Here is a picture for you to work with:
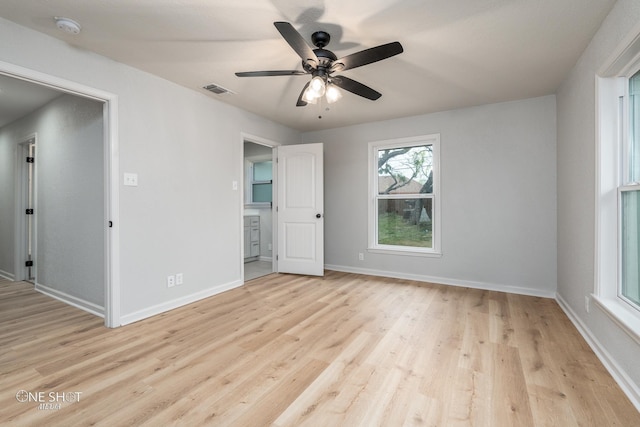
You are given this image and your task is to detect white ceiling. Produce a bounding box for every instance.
[0,0,616,131]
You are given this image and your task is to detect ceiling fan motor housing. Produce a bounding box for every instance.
[303,48,337,74]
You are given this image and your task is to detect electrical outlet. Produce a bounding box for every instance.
[167,275,175,288]
[176,273,183,285]
[358,252,364,261]
[585,295,590,313]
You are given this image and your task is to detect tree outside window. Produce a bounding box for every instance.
[369,135,440,255]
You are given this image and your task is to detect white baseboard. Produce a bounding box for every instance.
[0,269,15,281]
[324,264,556,298]
[259,256,273,262]
[120,279,243,326]
[35,283,104,318]
[556,293,640,412]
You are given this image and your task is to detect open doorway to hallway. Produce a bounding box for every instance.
[0,68,116,326]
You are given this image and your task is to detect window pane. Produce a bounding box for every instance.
[253,161,272,182]
[377,198,432,248]
[621,189,640,306]
[630,70,640,183]
[378,145,433,194]
[252,183,272,203]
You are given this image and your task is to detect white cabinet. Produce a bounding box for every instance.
[244,216,260,261]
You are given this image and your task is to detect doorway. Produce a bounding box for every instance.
[0,63,119,327]
[243,139,276,281]
[240,137,325,281]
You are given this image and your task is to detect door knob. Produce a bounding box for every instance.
[316,213,322,218]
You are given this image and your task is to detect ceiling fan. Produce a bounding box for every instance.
[235,22,404,106]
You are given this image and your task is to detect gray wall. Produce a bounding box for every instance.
[0,94,104,306]
[1,2,638,407]
[556,0,640,393]
[0,17,299,323]
[303,95,557,297]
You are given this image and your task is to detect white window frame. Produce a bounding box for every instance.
[244,155,273,207]
[595,30,640,344]
[368,134,441,257]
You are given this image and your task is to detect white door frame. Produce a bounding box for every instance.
[240,132,280,282]
[14,135,37,282]
[0,60,120,328]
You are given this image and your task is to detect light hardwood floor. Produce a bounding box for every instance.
[1,272,639,426]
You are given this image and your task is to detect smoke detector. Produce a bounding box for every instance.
[54,17,82,35]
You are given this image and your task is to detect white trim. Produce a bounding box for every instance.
[14,134,37,283]
[0,269,15,281]
[120,279,242,326]
[367,248,442,258]
[556,293,640,412]
[599,19,640,77]
[104,95,120,328]
[368,134,441,256]
[324,264,555,298]
[0,60,120,328]
[593,295,640,345]
[28,136,37,285]
[35,282,105,318]
[595,76,624,300]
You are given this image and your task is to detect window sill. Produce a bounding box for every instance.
[593,295,640,346]
[368,248,442,258]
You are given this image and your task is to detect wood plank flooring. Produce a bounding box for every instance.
[1,272,639,426]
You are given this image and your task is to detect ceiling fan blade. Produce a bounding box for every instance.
[331,42,403,72]
[274,22,318,67]
[296,82,310,107]
[331,75,382,100]
[235,70,307,77]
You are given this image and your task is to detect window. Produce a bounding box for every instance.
[368,134,441,256]
[251,160,272,203]
[620,70,640,308]
[595,42,640,340]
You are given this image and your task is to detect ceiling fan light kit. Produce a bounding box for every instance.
[235,22,403,107]
[302,75,327,103]
[325,84,342,103]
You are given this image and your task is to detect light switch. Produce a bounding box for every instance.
[124,173,138,186]
[232,180,238,190]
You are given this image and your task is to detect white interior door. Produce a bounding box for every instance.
[276,143,324,276]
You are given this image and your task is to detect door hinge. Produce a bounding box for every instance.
[25,260,34,267]
[276,255,278,261]
[108,221,113,228]
[25,209,34,215]
[26,156,34,163]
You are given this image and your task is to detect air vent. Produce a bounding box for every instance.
[203,83,235,95]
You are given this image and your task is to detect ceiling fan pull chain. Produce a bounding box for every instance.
[317,96,324,119]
